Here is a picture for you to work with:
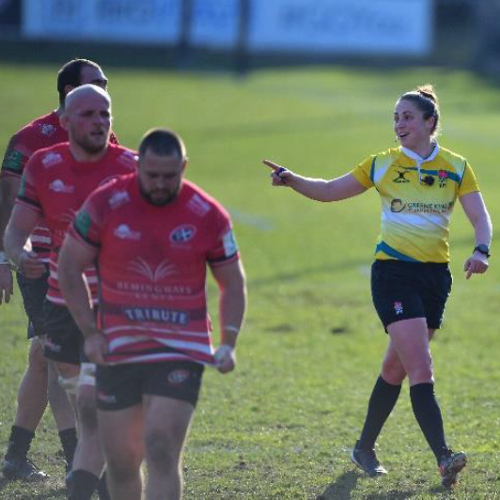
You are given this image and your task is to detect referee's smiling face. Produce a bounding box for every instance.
[394,99,435,155]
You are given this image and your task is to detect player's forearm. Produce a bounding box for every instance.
[472,213,492,247]
[288,175,335,202]
[0,178,18,252]
[218,282,247,348]
[59,268,97,339]
[3,223,29,266]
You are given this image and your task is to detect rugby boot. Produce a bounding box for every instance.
[351,440,387,477]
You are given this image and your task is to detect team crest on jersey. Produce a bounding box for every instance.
[114,224,141,241]
[187,194,211,216]
[170,225,196,244]
[438,170,448,188]
[128,257,177,281]
[108,190,130,209]
[42,152,63,167]
[39,123,57,137]
[49,179,74,193]
[168,369,190,385]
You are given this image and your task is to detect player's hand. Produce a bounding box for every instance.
[214,344,236,374]
[18,250,46,279]
[263,159,294,187]
[84,331,108,365]
[464,252,488,279]
[0,263,13,305]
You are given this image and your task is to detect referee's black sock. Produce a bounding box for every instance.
[410,382,449,461]
[4,426,34,460]
[67,469,99,500]
[358,375,402,449]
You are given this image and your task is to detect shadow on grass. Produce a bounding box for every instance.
[316,470,360,500]
[317,470,419,500]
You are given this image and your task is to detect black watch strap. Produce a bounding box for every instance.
[474,244,490,258]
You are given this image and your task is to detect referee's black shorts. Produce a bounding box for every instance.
[371,259,452,331]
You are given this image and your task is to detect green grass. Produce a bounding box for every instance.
[1,62,500,499]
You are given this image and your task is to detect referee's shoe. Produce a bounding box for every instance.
[351,440,388,477]
[439,450,467,488]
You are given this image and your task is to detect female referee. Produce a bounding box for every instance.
[264,84,492,488]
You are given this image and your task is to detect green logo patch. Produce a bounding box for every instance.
[2,150,24,172]
[75,210,91,237]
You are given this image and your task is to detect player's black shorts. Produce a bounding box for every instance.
[16,270,49,338]
[371,259,452,331]
[43,300,85,365]
[96,361,204,411]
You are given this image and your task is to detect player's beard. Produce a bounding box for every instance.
[73,129,109,155]
[140,181,181,206]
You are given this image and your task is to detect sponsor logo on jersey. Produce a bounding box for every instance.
[114,224,141,241]
[170,225,196,244]
[128,257,177,281]
[222,229,238,257]
[123,307,188,324]
[49,179,74,193]
[39,123,57,137]
[42,152,63,167]
[117,151,137,169]
[108,190,130,209]
[97,175,121,188]
[390,199,406,213]
[187,194,211,216]
[168,369,190,385]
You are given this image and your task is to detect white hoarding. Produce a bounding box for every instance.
[22,0,182,43]
[248,0,432,56]
[190,0,240,49]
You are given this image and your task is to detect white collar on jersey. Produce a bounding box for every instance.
[401,142,440,182]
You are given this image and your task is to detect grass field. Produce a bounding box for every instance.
[1,61,499,499]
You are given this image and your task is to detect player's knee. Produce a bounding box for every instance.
[407,363,434,385]
[107,453,141,481]
[381,359,406,385]
[145,431,178,470]
[27,338,48,373]
[77,389,98,430]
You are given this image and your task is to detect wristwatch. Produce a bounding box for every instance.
[473,244,490,258]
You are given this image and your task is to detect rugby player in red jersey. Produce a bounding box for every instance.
[4,84,134,500]
[0,58,117,483]
[58,128,247,500]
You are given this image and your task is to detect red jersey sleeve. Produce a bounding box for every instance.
[1,130,35,179]
[206,205,240,267]
[70,185,110,248]
[16,152,44,214]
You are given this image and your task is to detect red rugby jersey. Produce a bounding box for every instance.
[69,174,240,365]
[1,110,119,261]
[16,143,136,305]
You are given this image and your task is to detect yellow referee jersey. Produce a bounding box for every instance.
[350,144,479,263]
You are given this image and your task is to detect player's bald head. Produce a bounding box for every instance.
[64,84,111,115]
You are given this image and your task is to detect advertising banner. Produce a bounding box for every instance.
[248,0,432,56]
[22,0,182,43]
